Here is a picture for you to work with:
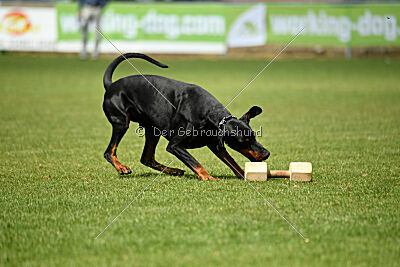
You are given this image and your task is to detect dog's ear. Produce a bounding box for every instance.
[240,106,262,123]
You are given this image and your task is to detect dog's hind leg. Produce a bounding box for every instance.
[167,139,218,181]
[104,123,132,175]
[140,129,185,176]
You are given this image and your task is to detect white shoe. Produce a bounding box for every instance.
[92,52,99,60]
[80,51,88,60]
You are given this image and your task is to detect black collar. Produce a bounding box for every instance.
[218,115,236,129]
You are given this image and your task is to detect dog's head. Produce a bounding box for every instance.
[222,106,270,162]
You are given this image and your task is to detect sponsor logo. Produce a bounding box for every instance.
[227,4,267,47]
[269,10,399,43]
[0,10,38,35]
[60,8,226,40]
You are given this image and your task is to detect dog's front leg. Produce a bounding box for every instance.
[166,142,218,181]
[208,145,244,179]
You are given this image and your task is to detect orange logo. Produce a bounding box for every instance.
[1,10,32,35]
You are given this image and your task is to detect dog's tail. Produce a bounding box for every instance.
[103,53,168,90]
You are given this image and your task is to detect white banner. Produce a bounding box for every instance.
[0,7,57,51]
[56,41,227,54]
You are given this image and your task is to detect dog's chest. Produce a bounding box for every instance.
[181,135,213,149]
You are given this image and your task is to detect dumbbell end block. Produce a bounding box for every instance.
[245,162,268,181]
[289,162,312,182]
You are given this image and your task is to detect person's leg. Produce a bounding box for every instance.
[92,7,102,60]
[80,6,90,60]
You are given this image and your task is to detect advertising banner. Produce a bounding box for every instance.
[0,7,57,51]
[1,3,399,54]
[56,2,266,54]
[267,4,400,46]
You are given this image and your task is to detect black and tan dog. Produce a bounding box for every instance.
[102,53,270,180]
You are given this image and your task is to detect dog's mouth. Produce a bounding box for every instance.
[239,149,270,162]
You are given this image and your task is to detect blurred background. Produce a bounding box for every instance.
[1,0,399,59]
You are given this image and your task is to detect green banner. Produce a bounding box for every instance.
[56,3,265,43]
[56,2,268,53]
[56,2,400,52]
[267,4,400,46]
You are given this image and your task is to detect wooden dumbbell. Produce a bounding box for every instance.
[245,162,312,182]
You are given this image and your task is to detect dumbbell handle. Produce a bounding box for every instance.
[267,170,290,178]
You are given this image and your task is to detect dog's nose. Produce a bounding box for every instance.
[262,151,270,160]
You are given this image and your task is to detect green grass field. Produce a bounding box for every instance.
[0,54,399,266]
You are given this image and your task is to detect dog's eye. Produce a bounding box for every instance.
[245,138,250,142]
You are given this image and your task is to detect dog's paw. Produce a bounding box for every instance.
[199,175,219,181]
[118,165,132,175]
[166,168,185,176]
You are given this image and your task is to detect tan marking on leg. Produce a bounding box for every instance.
[142,159,184,176]
[111,144,131,174]
[193,165,218,181]
[126,112,131,128]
